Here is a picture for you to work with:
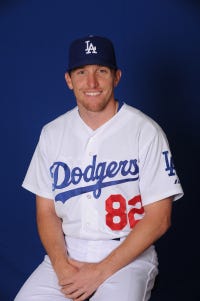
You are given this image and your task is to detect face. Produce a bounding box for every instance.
[65,65,121,113]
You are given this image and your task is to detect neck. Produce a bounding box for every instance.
[78,100,118,130]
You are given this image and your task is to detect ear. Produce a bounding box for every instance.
[114,69,122,87]
[65,72,73,90]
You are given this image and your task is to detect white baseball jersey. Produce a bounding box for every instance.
[22,103,183,240]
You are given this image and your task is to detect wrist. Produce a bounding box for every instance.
[96,260,114,282]
[51,254,69,272]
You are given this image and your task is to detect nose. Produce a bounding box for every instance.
[87,72,98,88]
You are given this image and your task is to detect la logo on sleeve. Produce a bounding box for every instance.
[162,150,176,176]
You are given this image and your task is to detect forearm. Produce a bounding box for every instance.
[36,195,69,273]
[99,218,162,278]
[98,198,172,280]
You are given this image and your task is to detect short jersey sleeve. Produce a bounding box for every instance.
[22,128,54,199]
[138,122,183,206]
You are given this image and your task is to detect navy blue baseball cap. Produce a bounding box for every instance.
[67,35,118,71]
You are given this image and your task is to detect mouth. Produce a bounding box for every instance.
[84,91,102,96]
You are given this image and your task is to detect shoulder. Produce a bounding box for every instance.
[44,106,78,130]
[41,106,78,137]
[122,103,163,135]
[120,103,169,150]
[36,106,79,149]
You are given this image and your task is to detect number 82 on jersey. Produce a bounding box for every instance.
[105,194,145,231]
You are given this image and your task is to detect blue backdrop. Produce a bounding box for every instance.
[0,0,199,300]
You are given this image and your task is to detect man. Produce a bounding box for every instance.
[15,35,183,301]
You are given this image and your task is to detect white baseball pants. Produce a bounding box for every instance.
[14,237,158,301]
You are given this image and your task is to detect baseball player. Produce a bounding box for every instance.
[14,35,183,301]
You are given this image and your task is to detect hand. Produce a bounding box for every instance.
[55,260,79,290]
[60,258,105,301]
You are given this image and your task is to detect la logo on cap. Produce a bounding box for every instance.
[85,40,97,54]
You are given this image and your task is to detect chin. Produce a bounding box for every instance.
[83,101,107,113]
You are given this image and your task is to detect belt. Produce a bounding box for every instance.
[112,237,121,241]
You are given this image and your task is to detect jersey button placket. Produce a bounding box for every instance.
[86,135,96,158]
[82,134,99,236]
[84,195,92,232]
